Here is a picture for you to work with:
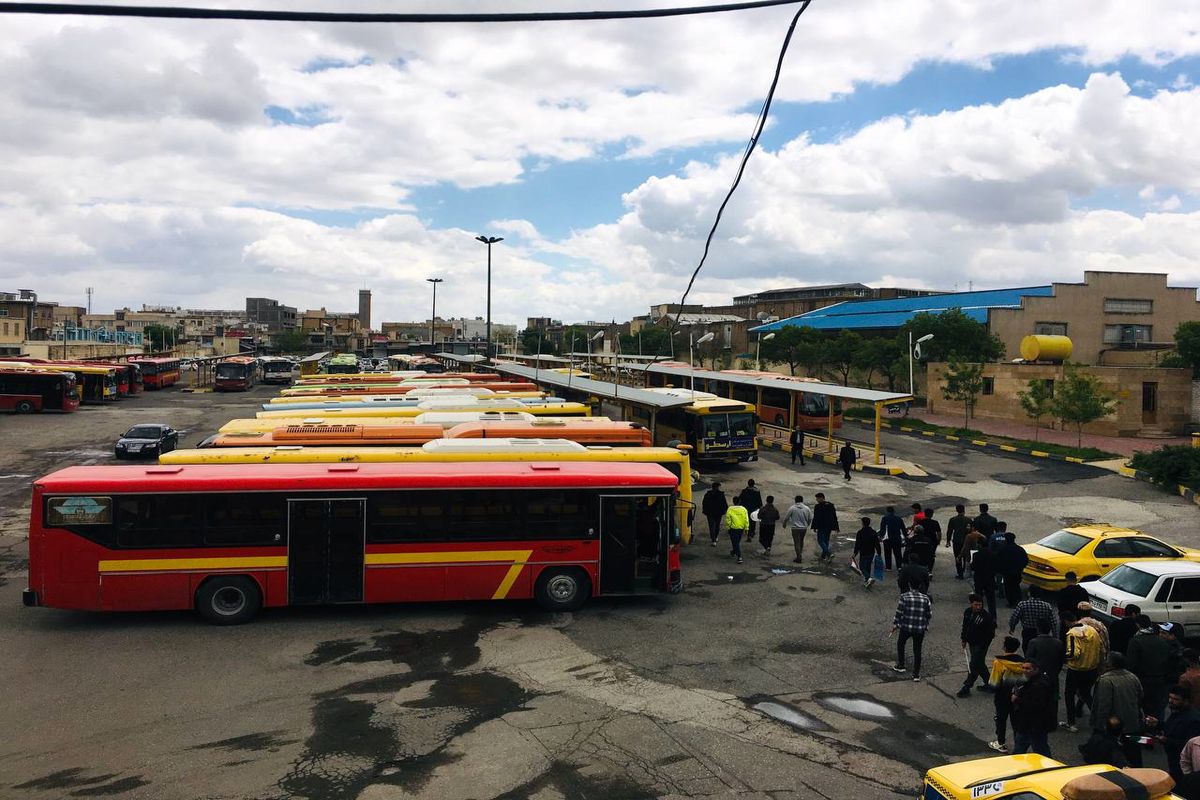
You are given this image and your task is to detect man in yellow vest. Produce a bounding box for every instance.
[1062,610,1104,732]
[723,501,749,565]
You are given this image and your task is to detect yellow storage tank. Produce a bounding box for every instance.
[1020,335,1072,362]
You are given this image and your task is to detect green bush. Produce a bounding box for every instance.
[1129,446,1200,492]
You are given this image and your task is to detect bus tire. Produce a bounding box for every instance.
[196,576,262,625]
[14,400,34,414]
[535,567,591,612]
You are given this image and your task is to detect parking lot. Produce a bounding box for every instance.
[2,390,1198,799]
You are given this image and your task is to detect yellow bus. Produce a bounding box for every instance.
[255,400,591,420]
[219,412,601,434]
[265,388,546,404]
[642,389,758,465]
[161,440,696,543]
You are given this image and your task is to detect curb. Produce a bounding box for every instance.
[756,436,906,476]
[847,419,1094,464]
[1118,465,1200,508]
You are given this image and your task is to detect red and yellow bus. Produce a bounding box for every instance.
[24,462,681,624]
[129,357,181,389]
[95,362,144,396]
[214,356,259,392]
[199,419,650,448]
[0,368,81,413]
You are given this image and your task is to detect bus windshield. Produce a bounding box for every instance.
[701,412,755,438]
[216,363,245,379]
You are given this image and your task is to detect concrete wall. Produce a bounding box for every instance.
[18,342,145,359]
[927,361,1193,437]
[988,271,1199,365]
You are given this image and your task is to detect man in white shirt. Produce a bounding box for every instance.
[782,495,813,564]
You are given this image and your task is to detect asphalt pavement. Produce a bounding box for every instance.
[1,389,1197,799]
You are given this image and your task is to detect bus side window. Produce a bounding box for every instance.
[204,494,286,546]
[115,495,200,548]
[524,490,593,539]
[367,493,446,543]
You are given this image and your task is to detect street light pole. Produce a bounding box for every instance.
[692,332,714,399]
[426,278,443,353]
[909,332,934,395]
[474,235,503,364]
[756,332,775,371]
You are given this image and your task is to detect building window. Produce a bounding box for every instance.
[1034,322,1067,336]
[982,377,995,395]
[1104,324,1152,345]
[1104,298,1153,314]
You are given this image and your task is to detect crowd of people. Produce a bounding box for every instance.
[699,478,1200,787]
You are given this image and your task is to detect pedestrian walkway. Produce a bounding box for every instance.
[908,409,1189,459]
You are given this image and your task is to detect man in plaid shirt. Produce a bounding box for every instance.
[1008,591,1060,652]
[893,589,933,681]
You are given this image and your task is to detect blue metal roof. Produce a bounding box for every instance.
[750,285,1054,332]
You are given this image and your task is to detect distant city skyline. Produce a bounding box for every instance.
[3,3,1198,327]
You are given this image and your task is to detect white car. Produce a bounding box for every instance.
[1085,561,1200,637]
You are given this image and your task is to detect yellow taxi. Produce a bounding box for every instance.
[923,754,1178,800]
[1021,524,1200,591]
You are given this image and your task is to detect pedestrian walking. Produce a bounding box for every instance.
[1011,661,1057,757]
[972,545,998,616]
[723,500,748,565]
[1076,602,1111,666]
[789,427,806,465]
[973,503,998,539]
[782,495,813,564]
[1027,618,1065,720]
[737,479,763,542]
[1056,572,1090,618]
[1062,615,1104,732]
[1149,686,1200,785]
[838,441,856,480]
[958,593,997,697]
[1009,591,1060,652]
[1108,603,1142,655]
[811,492,839,563]
[997,532,1029,608]
[988,520,1009,554]
[892,587,932,681]
[963,523,987,578]
[1091,651,1146,767]
[757,496,780,556]
[701,482,728,547]
[1178,650,1200,707]
[947,505,972,580]
[906,524,936,572]
[898,551,931,594]
[1128,616,1174,721]
[988,635,1026,753]
[1179,734,1200,800]
[908,502,926,534]
[1078,716,1129,768]
[852,516,881,588]
[880,506,905,570]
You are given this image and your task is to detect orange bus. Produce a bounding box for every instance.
[129,357,181,389]
[24,462,681,623]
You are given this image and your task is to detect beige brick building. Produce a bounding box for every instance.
[988,271,1199,365]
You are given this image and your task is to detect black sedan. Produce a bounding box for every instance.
[115,424,179,459]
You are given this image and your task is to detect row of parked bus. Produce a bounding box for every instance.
[0,357,182,413]
[24,364,693,625]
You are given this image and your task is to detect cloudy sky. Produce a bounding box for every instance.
[2,1,1199,327]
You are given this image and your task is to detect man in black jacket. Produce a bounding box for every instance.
[898,552,930,594]
[972,546,998,616]
[788,427,805,465]
[1108,603,1141,655]
[996,532,1029,607]
[946,504,972,579]
[1056,572,1091,617]
[701,482,728,546]
[974,503,998,539]
[1012,661,1057,756]
[958,593,997,697]
[838,441,856,480]
[737,479,763,543]
[812,492,839,563]
[851,516,881,588]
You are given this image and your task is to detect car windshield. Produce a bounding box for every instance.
[125,426,163,439]
[1035,529,1090,555]
[1100,565,1158,598]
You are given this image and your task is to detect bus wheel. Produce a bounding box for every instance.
[535,568,591,612]
[14,400,34,414]
[196,576,262,625]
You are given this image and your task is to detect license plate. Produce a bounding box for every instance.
[1090,598,1108,612]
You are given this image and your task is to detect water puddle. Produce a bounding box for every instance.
[751,701,832,732]
[814,693,895,720]
[769,568,794,575]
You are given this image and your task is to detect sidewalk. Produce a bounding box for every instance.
[907,409,1189,459]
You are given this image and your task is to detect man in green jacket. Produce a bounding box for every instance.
[1091,651,1146,767]
[723,502,749,565]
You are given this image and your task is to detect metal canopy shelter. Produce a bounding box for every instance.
[615,361,912,464]
[433,352,487,366]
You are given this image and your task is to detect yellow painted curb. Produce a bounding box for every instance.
[1031,450,1050,458]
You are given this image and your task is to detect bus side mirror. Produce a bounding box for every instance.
[671,526,682,545]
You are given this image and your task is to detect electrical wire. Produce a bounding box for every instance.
[644,0,812,379]
[0,0,804,23]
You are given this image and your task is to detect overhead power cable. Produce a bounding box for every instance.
[0,0,804,23]
[647,0,812,375]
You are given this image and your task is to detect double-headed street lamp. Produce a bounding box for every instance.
[474,235,503,363]
[425,277,443,351]
[756,332,775,371]
[587,330,603,374]
[909,332,934,395]
[690,331,715,399]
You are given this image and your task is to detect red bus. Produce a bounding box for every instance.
[130,357,181,389]
[214,356,259,392]
[89,362,142,396]
[0,368,80,413]
[24,462,681,624]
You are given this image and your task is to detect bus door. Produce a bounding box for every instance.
[598,494,670,594]
[287,498,365,604]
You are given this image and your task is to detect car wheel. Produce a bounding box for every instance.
[534,567,591,612]
[14,400,35,413]
[196,576,262,625]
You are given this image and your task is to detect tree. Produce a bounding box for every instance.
[619,326,672,357]
[272,328,308,354]
[900,309,1005,363]
[824,330,865,386]
[941,359,985,428]
[695,337,727,370]
[1017,378,1054,441]
[760,326,814,376]
[142,324,177,352]
[1172,321,1200,378]
[1053,365,1118,448]
[861,337,906,391]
